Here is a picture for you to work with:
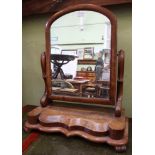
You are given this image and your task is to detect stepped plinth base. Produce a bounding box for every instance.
[24,105,128,152]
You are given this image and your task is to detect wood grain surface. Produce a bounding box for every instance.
[25,105,128,151]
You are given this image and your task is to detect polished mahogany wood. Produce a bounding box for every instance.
[27,107,42,124]
[115,50,125,117]
[40,52,49,107]
[23,0,132,16]
[25,105,128,152]
[24,3,128,152]
[45,4,117,105]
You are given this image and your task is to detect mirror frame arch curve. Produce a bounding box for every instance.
[45,4,117,105]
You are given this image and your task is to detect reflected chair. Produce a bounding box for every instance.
[82,82,99,98]
[97,80,110,98]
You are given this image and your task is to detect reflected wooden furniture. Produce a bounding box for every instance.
[52,87,79,96]
[51,54,77,79]
[97,80,110,98]
[77,71,96,82]
[78,59,96,65]
[52,80,79,96]
[24,4,128,152]
[52,79,74,89]
[77,59,96,82]
[82,83,99,98]
[66,79,89,96]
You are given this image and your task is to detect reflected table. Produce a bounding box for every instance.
[52,87,79,96]
[51,54,77,79]
[66,79,90,96]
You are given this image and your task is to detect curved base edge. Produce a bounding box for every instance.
[24,119,128,151]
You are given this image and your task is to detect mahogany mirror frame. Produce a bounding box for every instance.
[45,4,117,105]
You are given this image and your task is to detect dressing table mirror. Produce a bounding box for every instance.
[24,4,128,152]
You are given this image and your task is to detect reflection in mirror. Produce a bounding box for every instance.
[50,11,111,99]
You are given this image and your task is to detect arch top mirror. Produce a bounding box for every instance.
[45,4,117,105]
[25,4,129,152]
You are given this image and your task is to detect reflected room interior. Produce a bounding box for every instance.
[50,11,111,99]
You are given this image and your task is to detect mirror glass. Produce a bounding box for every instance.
[50,10,111,99]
